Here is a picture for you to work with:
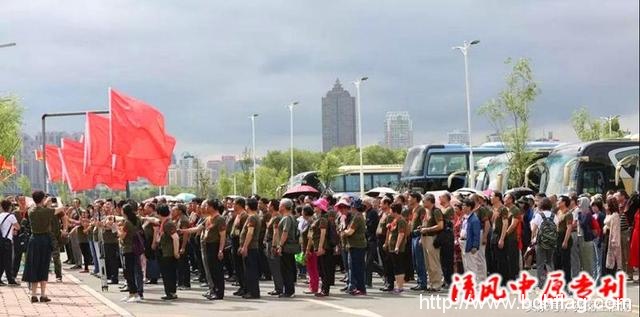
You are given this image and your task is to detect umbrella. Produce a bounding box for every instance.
[282,185,319,198]
[175,193,196,202]
[365,187,398,197]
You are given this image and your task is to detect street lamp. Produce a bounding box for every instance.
[353,76,368,197]
[453,40,480,185]
[250,114,259,195]
[287,101,300,181]
[0,43,16,49]
[600,115,620,136]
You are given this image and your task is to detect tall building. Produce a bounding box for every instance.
[384,111,413,149]
[167,152,213,188]
[322,79,356,152]
[447,130,469,145]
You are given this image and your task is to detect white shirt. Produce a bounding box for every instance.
[530,210,553,231]
[460,214,470,239]
[0,212,18,241]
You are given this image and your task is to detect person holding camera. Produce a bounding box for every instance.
[22,191,67,303]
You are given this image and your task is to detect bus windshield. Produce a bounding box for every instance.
[402,147,426,177]
[542,153,575,195]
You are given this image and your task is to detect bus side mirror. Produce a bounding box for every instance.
[615,164,622,186]
[496,173,504,192]
[524,162,540,188]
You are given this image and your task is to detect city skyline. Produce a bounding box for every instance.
[1,1,638,159]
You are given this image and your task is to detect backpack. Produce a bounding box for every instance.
[132,229,146,256]
[537,213,557,250]
[327,221,339,247]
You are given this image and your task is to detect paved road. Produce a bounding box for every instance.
[62,263,639,317]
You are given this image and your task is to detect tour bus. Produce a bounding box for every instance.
[400,143,506,193]
[285,164,402,197]
[473,142,563,193]
[538,140,639,196]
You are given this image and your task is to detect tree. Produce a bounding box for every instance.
[479,58,540,188]
[17,175,31,195]
[0,95,24,183]
[216,169,234,197]
[571,107,626,141]
[316,153,341,190]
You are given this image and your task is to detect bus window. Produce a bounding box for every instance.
[372,173,398,188]
[582,169,605,195]
[427,153,467,175]
[330,176,345,193]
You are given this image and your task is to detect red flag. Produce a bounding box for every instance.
[114,155,171,186]
[110,88,174,160]
[0,156,17,174]
[85,113,127,189]
[60,139,93,192]
[45,145,63,182]
[35,150,43,161]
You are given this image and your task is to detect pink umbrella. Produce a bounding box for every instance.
[283,185,320,198]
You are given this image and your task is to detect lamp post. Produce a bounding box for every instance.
[353,76,368,197]
[250,114,259,195]
[600,115,620,137]
[453,40,480,185]
[287,101,299,181]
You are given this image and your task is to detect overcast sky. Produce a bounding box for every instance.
[1,0,638,161]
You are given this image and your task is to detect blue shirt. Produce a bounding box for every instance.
[465,212,481,252]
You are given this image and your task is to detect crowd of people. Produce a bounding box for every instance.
[0,188,639,303]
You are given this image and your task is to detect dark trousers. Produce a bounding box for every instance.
[348,247,366,292]
[104,243,120,283]
[492,239,509,286]
[64,241,74,264]
[206,242,225,298]
[318,252,335,294]
[505,238,519,283]
[258,245,270,279]
[280,252,296,295]
[223,247,234,278]
[231,237,245,291]
[191,238,205,282]
[177,246,191,287]
[12,241,24,280]
[365,240,383,286]
[79,242,92,270]
[123,252,139,294]
[243,248,261,297]
[554,235,572,285]
[440,234,454,286]
[0,239,15,283]
[159,256,178,296]
[404,236,414,280]
[378,240,395,287]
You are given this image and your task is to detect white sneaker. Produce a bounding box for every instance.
[120,296,131,302]
[126,296,142,303]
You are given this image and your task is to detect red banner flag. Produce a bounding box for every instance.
[35,150,43,161]
[85,113,128,189]
[60,139,93,192]
[45,145,63,182]
[110,88,175,160]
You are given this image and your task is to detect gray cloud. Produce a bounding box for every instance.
[0,0,637,159]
